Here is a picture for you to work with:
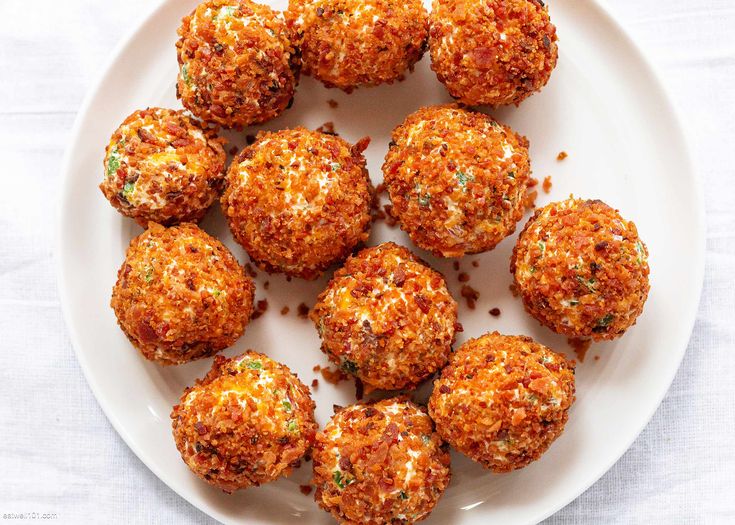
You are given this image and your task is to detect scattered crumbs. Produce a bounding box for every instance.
[557,151,568,161]
[251,299,269,320]
[594,355,600,361]
[355,378,364,400]
[567,337,592,363]
[304,453,312,462]
[311,378,319,388]
[286,276,292,282]
[280,306,290,315]
[327,99,339,109]
[454,321,464,333]
[321,366,348,385]
[313,364,321,372]
[458,272,470,283]
[297,302,310,318]
[244,263,258,278]
[452,261,460,271]
[383,204,397,227]
[509,283,519,297]
[372,207,387,221]
[245,134,256,145]
[375,182,386,195]
[489,307,501,317]
[264,280,270,290]
[523,189,538,210]
[299,485,313,496]
[542,176,552,194]
[460,285,479,309]
[316,121,336,135]
[333,404,345,413]
[471,260,479,268]
[228,146,238,156]
[527,177,539,188]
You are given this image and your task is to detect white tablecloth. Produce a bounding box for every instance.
[1,0,732,523]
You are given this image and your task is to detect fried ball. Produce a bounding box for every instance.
[222,127,373,280]
[383,105,531,257]
[171,351,317,492]
[429,0,558,106]
[310,242,458,391]
[286,0,429,91]
[429,332,575,472]
[99,108,226,226]
[511,198,651,340]
[312,398,451,524]
[111,223,254,365]
[176,0,300,128]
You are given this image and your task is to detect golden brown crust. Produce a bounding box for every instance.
[312,398,451,524]
[383,105,531,257]
[111,223,255,365]
[310,242,458,391]
[99,108,226,226]
[429,0,558,106]
[171,351,317,492]
[286,0,429,91]
[176,0,300,128]
[429,332,575,472]
[221,127,373,280]
[510,198,650,340]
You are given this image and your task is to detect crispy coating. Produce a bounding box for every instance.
[171,351,317,492]
[429,0,558,106]
[222,127,373,280]
[286,0,429,91]
[176,0,300,128]
[511,198,651,340]
[383,105,531,257]
[99,108,226,226]
[429,332,575,472]
[313,398,451,524]
[111,223,254,365]
[311,242,458,391]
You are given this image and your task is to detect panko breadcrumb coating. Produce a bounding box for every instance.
[310,242,458,391]
[429,0,558,106]
[511,198,650,340]
[429,332,575,472]
[286,0,429,91]
[313,398,451,524]
[176,0,300,128]
[222,127,373,280]
[171,351,317,492]
[383,105,531,257]
[111,223,254,365]
[100,108,226,226]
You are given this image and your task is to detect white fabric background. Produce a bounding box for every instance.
[0,0,732,523]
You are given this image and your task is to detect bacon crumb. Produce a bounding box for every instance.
[383,204,397,227]
[489,307,501,317]
[297,303,310,318]
[327,99,338,109]
[229,146,238,156]
[299,485,313,496]
[311,378,319,388]
[244,263,258,278]
[264,280,270,290]
[453,261,460,271]
[509,283,519,297]
[458,272,470,283]
[280,306,290,315]
[251,299,268,320]
[316,121,336,135]
[471,260,479,268]
[567,337,591,362]
[460,285,480,309]
[313,365,321,372]
[557,151,568,161]
[245,134,256,145]
[542,176,552,194]
[355,378,364,400]
[523,189,538,210]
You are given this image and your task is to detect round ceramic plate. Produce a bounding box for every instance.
[58,0,704,523]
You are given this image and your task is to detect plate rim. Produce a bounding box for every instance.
[56,0,706,523]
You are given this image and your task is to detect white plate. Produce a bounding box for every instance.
[58,1,704,523]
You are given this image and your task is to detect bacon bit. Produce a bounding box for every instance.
[299,485,313,496]
[452,261,460,271]
[194,422,208,435]
[523,189,538,210]
[414,294,431,313]
[511,408,527,426]
[383,204,397,227]
[439,384,450,394]
[542,176,552,194]
[375,182,386,195]
[321,366,348,385]
[460,285,480,309]
[229,146,238,156]
[244,263,258,278]
[251,299,268,320]
[458,272,470,283]
[311,378,319,388]
[137,128,156,144]
[297,303,310,318]
[313,365,321,372]
[355,378,364,400]
[353,136,371,154]
[528,377,551,394]
[327,99,338,108]
[470,46,495,68]
[557,151,568,161]
[595,241,609,252]
[568,337,591,362]
[527,177,539,188]
[471,260,479,268]
[316,121,336,135]
[489,307,501,317]
[509,283,519,297]
[488,420,502,433]
[333,404,344,413]
[245,134,256,145]
[594,355,600,361]
[280,306,290,315]
[454,321,464,333]
[263,281,270,290]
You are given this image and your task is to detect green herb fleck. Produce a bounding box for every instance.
[282,400,292,412]
[240,360,262,370]
[333,470,354,489]
[399,491,409,500]
[331,162,341,171]
[181,63,191,86]
[144,266,153,283]
[219,6,237,17]
[287,420,299,433]
[507,171,516,179]
[341,359,358,375]
[596,313,614,328]
[455,170,475,189]
[212,289,221,298]
[122,181,135,198]
[576,275,596,293]
[537,241,546,255]
[106,147,121,177]
[421,435,431,445]
[635,241,645,264]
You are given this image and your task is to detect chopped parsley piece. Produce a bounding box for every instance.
[331,162,341,171]
[282,400,292,412]
[421,434,431,445]
[212,289,221,298]
[455,170,475,188]
[106,147,121,177]
[181,63,191,86]
[219,6,237,17]
[635,241,645,264]
[143,266,153,283]
[399,491,409,500]
[596,313,614,328]
[122,181,135,198]
[333,470,354,489]
[240,360,262,370]
[287,420,299,433]
[576,275,596,293]
[417,193,431,207]
[341,359,358,374]
[537,241,546,255]
[507,171,516,179]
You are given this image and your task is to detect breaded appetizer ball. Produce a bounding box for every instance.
[310,242,458,391]
[429,332,575,472]
[111,223,255,365]
[383,105,531,257]
[222,127,373,280]
[176,0,299,128]
[286,0,429,91]
[313,398,451,524]
[511,198,650,340]
[429,0,558,106]
[99,108,226,226]
[172,351,317,492]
